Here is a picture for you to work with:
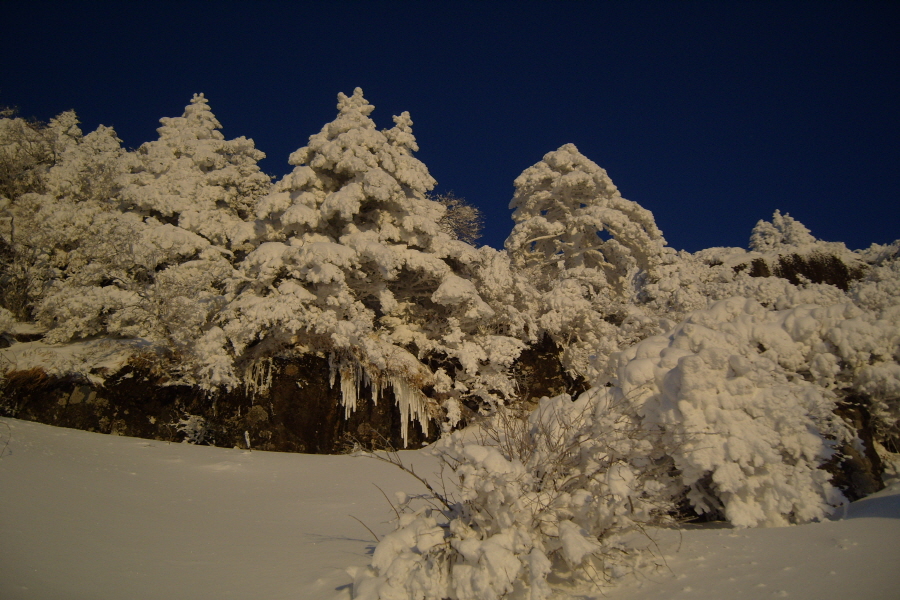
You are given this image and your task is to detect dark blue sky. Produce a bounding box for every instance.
[3,1,898,252]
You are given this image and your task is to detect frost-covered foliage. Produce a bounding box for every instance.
[505,144,668,377]
[352,392,676,600]
[637,214,899,453]
[176,414,208,444]
[749,209,817,252]
[358,294,879,597]
[1,111,118,318]
[745,211,866,290]
[202,89,527,441]
[0,108,76,202]
[849,241,900,448]
[359,204,900,595]
[120,93,271,251]
[5,90,900,597]
[30,96,269,382]
[0,307,14,336]
[607,296,849,527]
[640,211,865,327]
[506,144,666,285]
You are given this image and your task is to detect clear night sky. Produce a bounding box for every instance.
[3,1,898,253]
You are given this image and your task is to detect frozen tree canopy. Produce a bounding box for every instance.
[14,97,271,378]
[202,88,527,443]
[120,93,271,250]
[504,144,670,377]
[506,143,666,289]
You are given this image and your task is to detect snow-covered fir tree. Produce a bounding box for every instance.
[119,93,271,252]
[200,88,527,441]
[505,143,668,377]
[36,96,270,380]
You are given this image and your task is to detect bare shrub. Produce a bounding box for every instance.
[433,191,484,246]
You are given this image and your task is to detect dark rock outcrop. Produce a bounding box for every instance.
[511,334,589,409]
[736,252,867,291]
[0,354,437,453]
[828,395,886,501]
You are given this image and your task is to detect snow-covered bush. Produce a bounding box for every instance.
[642,214,899,458]
[355,293,869,597]
[607,296,850,526]
[352,391,676,600]
[505,144,668,378]
[203,89,528,439]
[176,414,208,444]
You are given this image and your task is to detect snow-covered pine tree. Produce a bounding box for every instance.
[0,111,107,319]
[505,144,668,377]
[119,93,271,253]
[203,88,527,442]
[37,96,269,379]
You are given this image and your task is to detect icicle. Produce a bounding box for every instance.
[339,361,363,420]
[370,376,382,406]
[388,375,429,448]
[243,358,273,399]
[330,357,429,447]
[336,358,376,420]
[328,353,337,388]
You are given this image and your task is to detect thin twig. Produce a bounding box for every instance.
[373,483,401,521]
[365,451,454,512]
[349,515,380,543]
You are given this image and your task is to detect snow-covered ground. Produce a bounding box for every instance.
[2,418,898,600]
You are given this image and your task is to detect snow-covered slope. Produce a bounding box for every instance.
[0,418,439,600]
[1,418,898,600]
[610,484,900,599]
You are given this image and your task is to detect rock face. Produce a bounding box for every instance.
[511,334,589,409]
[0,355,437,453]
[0,339,888,506]
[0,336,590,454]
[738,252,866,291]
[829,395,886,501]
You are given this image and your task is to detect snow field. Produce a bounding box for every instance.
[0,418,440,600]
[2,418,898,600]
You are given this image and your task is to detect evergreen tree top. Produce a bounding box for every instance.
[157,93,225,143]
